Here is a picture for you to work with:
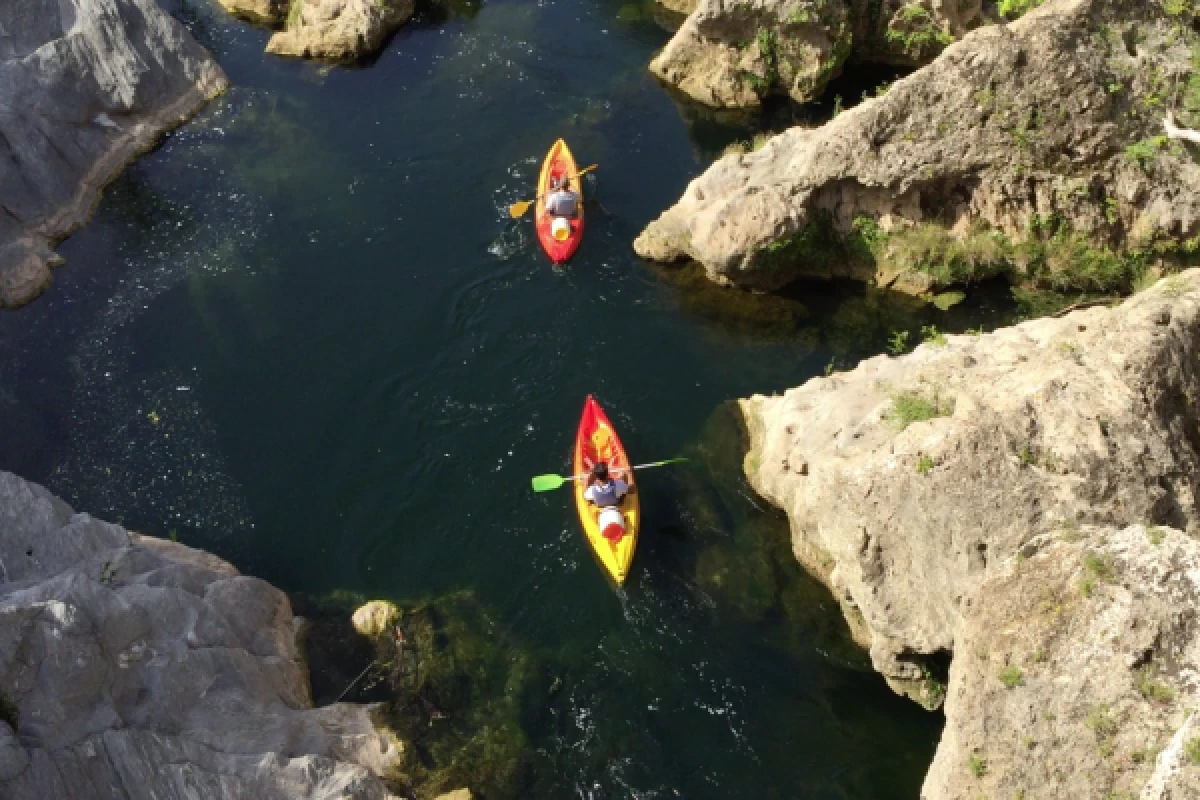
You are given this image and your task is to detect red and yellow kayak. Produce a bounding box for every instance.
[535,139,584,264]
[573,395,639,583]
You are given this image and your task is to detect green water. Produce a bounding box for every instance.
[0,0,1030,795]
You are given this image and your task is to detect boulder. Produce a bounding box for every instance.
[352,600,401,639]
[649,0,984,109]
[637,0,1200,291]
[0,471,405,800]
[739,270,1200,797]
[266,0,416,62]
[215,0,288,25]
[0,0,227,309]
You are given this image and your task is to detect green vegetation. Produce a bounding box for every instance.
[1080,552,1115,597]
[885,387,952,431]
[0,690,17,731]
[754,215,843,274]
[968,751,988,778]
[1146,525,1166,545]
[997,0,1044,18]
[875,223,1013,288]
[1085,704,1118,737]
[921,663,947,705]
[1186,735,1200,764]
[1134,665,1176,703]
[917,454,935,475]
[1125,137,1169,170]
[999,664,1024,688]
[921,325,947,347]
[886,3,954,59]
[888,330,911,355]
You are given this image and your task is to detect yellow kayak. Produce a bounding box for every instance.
[572,395,639,583]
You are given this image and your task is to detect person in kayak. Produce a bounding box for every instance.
[545,175,579,219]
[584,461,628,507]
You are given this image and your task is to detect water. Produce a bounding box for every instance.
[0,0,1037,795]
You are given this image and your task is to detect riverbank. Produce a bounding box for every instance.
[637,0,1200,295]
[741,271,1200,798]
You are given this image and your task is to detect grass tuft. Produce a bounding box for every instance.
[999,664,1024,688]
[885,388,952,431]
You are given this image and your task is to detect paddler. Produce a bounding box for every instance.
[584,461,628,507]
[545,175,579,219]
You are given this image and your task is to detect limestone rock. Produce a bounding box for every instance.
[924,523,1200,800]
[266,0,416,62]
[739,271,1200,796]
[352,600,401,639]
[649,0,982,110]
[637,0,1200,290]
[0,471,404,800]
[215,0,288,25]
[0,0,227,309]
[433,790,474,800]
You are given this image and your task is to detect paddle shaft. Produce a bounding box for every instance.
[562,458,683,484]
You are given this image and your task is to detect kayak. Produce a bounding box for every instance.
[573,395,639,583]
[535,138,584,264]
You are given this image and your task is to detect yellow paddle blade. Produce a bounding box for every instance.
[508,199,534,219]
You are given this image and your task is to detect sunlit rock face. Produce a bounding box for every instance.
[638,0,1200,292]
[0,0,227,309]
[740,273,1200,798]
[0,471,405,800]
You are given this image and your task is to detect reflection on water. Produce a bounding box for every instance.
[0,0,958,797]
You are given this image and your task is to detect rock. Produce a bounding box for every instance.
[924,523,1200,800]
[433,790,474,800]
[0,471,404,800]
[0,0,227,309]
[637,0,1200,291]
[266,0,416,62]
[739,271,1200,797]
[649,0,983,109]
[215,0,287,25]
[352,600,401,639]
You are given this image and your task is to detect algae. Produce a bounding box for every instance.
[294,590,539,800]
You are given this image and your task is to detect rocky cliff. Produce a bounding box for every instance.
[0,0,227,309]
[637,0,1200,292]
[650,0,984,109]
[740,270,1200,798]
[0,470,405,799]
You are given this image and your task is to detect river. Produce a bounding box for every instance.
[0,0,1036,796]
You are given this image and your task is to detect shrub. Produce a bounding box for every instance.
[968,752,988,777]
[999,664,1024,688]
[1085,704,1118,737]
[880,224,1012,288]
[885,388,952,431]
[917,454,935,475]
[1134,665,1176,703]
[1186,736,1200,764]
[998,0,1044,18]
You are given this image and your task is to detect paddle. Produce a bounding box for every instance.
[530,457,688,492]
[508,164,598,219]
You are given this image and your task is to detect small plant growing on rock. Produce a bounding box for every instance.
[1080,552,1115,597]
[888,330,911,355]
[916,454,935,475]
[999,664,1025,688]
[1085,704,1118,737]
[1185,736,1200,764]
[1134,665,1176,703]
[1146,525,1166,545]
[921,325,947,347]
[968,751,988,777]
[885,388,951,431]
[998,0,1044,18]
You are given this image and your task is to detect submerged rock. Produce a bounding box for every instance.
[637,0,1200,292]
[216,0,288,25]
[266,0,416,62]
[739,271,1200,796]
[0,471,404,799]
[0,0,227,309]
[650,0,983,109]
